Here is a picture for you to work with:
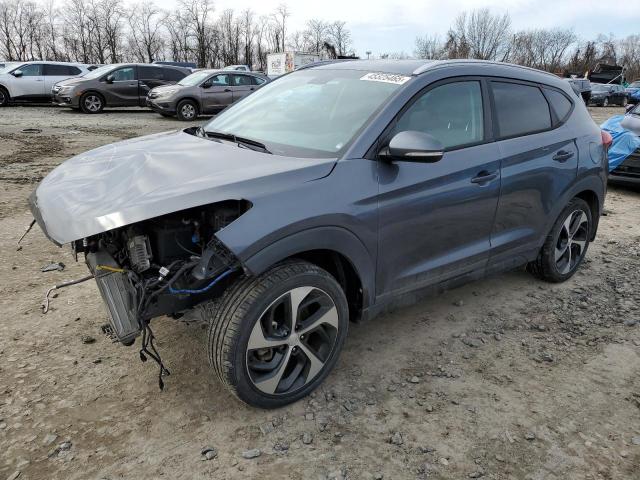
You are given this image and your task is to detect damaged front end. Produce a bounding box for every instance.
[76,201,250,346]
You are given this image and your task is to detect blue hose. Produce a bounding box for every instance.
[168,268,235,295]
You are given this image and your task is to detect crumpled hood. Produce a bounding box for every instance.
[31,130,336,245]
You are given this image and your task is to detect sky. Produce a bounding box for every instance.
[151,0,640,57]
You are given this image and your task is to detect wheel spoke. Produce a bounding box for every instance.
[298,343,326,382]
[253,346,292,394]
[555,242,569,262]
[299,305,339,335]
[247,319,287,350]
[571,238,586,253]
[569,212,587,237]
[288,286,314,323]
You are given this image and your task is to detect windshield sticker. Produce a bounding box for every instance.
[360,72,411,85]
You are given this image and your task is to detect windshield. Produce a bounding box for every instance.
[592,84,611,92]
[178,71,213,86]
[204,69,407,157]
[80,64,117,80]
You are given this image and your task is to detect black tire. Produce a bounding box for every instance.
[0,86,8,107]
[80,92,104,114]
[528,198,592,283]
[176,99,198,121]
[203,260,349,408]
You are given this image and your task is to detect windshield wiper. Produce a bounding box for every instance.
[204,130,272,154]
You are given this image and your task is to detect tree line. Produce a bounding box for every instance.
[0,0,354,70]
[413,9,640,81]
[1,1,639,81]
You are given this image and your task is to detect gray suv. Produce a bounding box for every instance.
[29,60,608,408]
[146,69,270,120]
[52,63,190,113]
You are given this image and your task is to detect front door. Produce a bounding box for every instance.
[376,79,501,297]
[103,66,138,106]
[11,63,45,99]
[200,74,233,113]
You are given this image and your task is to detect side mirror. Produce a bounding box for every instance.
[626,104,634,113]
[105,74,114,83]
[382,130,444,163]
[201,80,212,89]
[12,69,23,77]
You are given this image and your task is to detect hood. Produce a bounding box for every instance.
[56,77,88,88]
[30,130,336,245]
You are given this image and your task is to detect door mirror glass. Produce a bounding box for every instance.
[384,130,444,163]
[12,69,23,77]
[201,80,212,89]
[105,74,114,83]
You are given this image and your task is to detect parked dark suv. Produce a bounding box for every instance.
[52,63,190,113]
[30,60,608,408]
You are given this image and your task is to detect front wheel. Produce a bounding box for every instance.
[528,198,592,283]
[0,87,9,107]
[80,92,104,114]
[176,99,198,121]
[203,260,349,408]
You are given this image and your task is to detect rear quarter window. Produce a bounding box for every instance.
[544,88,573,123]
[164,68,187,81]
[492,81,551,138]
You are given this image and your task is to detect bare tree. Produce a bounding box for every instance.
[271,3,289,52]
[127,1,164,62]
[414,34,445,59]
[328,20,351,56]
[447,9,511,61]
[303,19,328,54]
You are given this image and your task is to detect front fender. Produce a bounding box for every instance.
[239,226,376,311]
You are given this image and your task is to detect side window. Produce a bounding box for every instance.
[164,68,186,81]
[394,81,484,149]
[139,66,164,80]
[17,64,42,76]
[68,66,81,75]
[255,77,266,85]
[492,82,551,138]
[233,75,253,86]
[209,74,229,86]
[110,67,136,81]
[544,88,572,123]
[44,64,72,76]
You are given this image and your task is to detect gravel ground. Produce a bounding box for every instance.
[0,105,639,480]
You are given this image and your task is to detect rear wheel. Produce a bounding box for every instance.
[528,198,592,283]
[176,99,198,121]
[80,92,104,114]
[0,87,8,107]
[203,260,349,408]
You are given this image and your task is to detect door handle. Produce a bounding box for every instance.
[224,88,231,92]
[553,150,574,162]
[470,171,498,184]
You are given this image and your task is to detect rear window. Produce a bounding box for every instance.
[492,81,551,138]
[164,68,186,81]
[544,89,572,123]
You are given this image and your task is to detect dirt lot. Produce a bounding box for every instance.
[1,105,639,480]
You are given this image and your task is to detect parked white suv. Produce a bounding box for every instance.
[0,61,92,106]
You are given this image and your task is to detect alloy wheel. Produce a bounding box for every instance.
[84,95,102,112]
[555,210,589,275]
[246,286,340,396]
[0,89,6,105]
[180,103,196,119]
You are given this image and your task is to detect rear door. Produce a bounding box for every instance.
[230,74,256,102]
[376,79,501,296]
[488,80,578,270]
[10,63,45,98]
[102,66,138,106]
[43,64,82,96]
[201,73,233,112]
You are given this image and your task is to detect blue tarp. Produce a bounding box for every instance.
[600,115,640,172]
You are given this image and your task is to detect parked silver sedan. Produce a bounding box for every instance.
[146,69,270,120]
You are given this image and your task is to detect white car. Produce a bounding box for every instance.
[0,61,93,107]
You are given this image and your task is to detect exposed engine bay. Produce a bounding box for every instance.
[72,200,251,387]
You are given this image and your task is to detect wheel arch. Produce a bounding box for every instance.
[239,226,375,322]
[80,89,106,106]
[574,189,600,240]
[177,96,201,112]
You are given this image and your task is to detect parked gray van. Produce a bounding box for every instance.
[146,69,270,120]
[52,63,190,113]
